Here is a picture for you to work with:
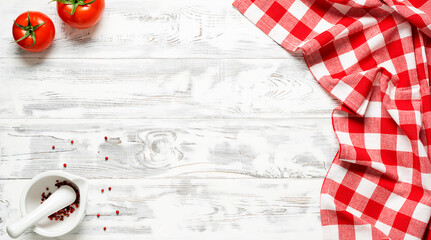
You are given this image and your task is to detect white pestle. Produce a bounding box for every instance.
[6,185,77,238]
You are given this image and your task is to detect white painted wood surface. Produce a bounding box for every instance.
[1,179,323,239]
[0,0,339,239]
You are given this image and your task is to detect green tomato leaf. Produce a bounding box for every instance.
[70,2,79,15]
[26,11,32,27]
[33,21,47,31]
[30,31,36,47]
[80,0,96,5]
[13,20,28,30]
[12,31,31,44]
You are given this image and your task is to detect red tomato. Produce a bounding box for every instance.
[12,12,55,53]
[56,0,105,29]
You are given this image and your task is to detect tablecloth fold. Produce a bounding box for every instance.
[233,0,431,239]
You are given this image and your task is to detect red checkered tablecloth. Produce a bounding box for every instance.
[233,0,431,239]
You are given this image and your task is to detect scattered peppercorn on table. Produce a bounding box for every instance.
[0,0,338,239]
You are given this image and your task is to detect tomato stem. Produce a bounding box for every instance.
[12,11,46,47]
[50,0,97,15]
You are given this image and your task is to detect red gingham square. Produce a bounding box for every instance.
[266,1,287,22]
[233,0,431,238]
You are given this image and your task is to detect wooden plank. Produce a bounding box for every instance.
[0,0,292,59]
[0,178,323,239]
[220,59,337,118]
[0,58,337,119]
[0,118,337,179]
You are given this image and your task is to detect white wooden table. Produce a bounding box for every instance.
[0,0,339,239]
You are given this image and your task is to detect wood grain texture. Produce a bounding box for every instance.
[0,118,337,179]
[0,58,337,119]
[0,179,323,239]
[0,0,293,59]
